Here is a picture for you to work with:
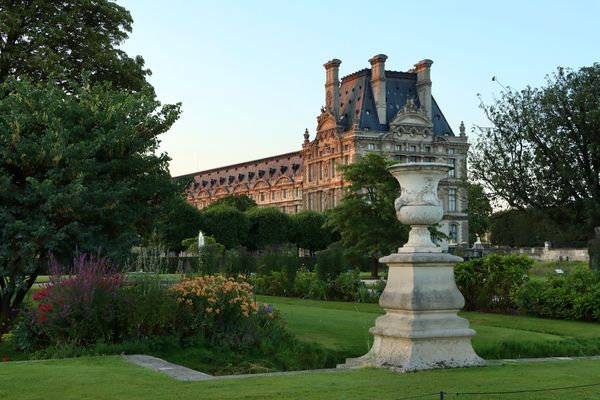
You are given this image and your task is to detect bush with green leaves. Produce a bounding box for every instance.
[355,279,386,303]
[16,255,128,350]
[512,267,600,321]
[332,270,362,301]
[245,207,292,250]
[454,254,533,311]
[252,272,288,297]
[198,205,249,249]
[315,243,348,281]
[16,260,182,351]
[222,247,257,275]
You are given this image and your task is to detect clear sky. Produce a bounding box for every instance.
[118,0,599,177]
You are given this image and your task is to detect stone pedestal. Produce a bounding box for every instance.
[343,252,484,372]
[341,162,483,372]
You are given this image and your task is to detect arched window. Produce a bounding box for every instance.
[449,223,458,243]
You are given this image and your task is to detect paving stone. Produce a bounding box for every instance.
[122,355,212,381]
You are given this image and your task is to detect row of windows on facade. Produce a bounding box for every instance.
[366,143,457,154]
[307,157,345,182]
[307,189,339,212]
[199,187,458,214]
[306,156,458,182]
[249,188,302,203]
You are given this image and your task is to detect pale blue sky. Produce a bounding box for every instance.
[118,0,599,177]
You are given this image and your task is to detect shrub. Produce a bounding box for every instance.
[512,267,600,321]
[15,254,189,351]
[316,243,348,281]
[332,270,362,301]
[16,254,127,350]
[222,247,256,275]
[199,240,225,274]
[170,275,261,347]
[253,271,288,296]
[292,269,318,297]
[115,275,180,340]
[455,254,532,311]
[355,279,386,304]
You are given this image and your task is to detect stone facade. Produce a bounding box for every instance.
[179,54,470,246]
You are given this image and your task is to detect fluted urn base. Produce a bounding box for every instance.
[339,252,484,372]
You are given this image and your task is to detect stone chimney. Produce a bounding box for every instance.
[369,54,387,124]
[323,59,342,117]
[414,59,433,120]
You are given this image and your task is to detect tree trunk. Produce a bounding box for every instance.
[370,257,379,279]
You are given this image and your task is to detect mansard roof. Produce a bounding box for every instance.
[177,151,303,195]
[336,69,454,136]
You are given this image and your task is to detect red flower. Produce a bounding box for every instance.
[38,304,52,312]
[39,313,46,322]
[2,357,8,363]
[32,288,49,301]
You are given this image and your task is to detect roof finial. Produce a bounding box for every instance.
[303,128,310,143]
[459,121,466,137]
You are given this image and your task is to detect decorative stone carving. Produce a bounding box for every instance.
[392,163,445,253]
[342,162,483,372]
[317,107,337,131]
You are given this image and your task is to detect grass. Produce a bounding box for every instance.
[3,294,600,399]
[2,356,600,399]
[529,260,588,279]
[256,295,600,360]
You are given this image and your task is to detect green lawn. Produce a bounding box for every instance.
[3,295,600,399]
[257,295,600,359]
[2,356,600,399]
[529,260,588,279]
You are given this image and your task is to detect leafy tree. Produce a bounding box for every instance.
[489,206,588,247]
[471,64,600,232]
[197,205,249,249]
[245,207,292,250]
[0,0,180,334]
[206,194,257,212]
[324,153,408,277]
[465,183,492,244]
[290,211,334,253]
[0,78,180,334]
[153,195,204,251]
[0,0,150,92]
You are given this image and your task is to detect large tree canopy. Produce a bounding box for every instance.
[0,1,180,333]
[470,64,600,228]
[290,210,335,253]
[0,0,150,91]
[465,183,492,244]
[0,78,180,333]
[324,153,408,267]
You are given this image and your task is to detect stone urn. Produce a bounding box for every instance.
[342,162,484,372]
[391,163,449,253]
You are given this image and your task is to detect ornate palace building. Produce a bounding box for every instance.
[179,55,469,246]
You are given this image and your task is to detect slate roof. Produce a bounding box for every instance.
[337,69,454,136]
[176,151,303,194]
